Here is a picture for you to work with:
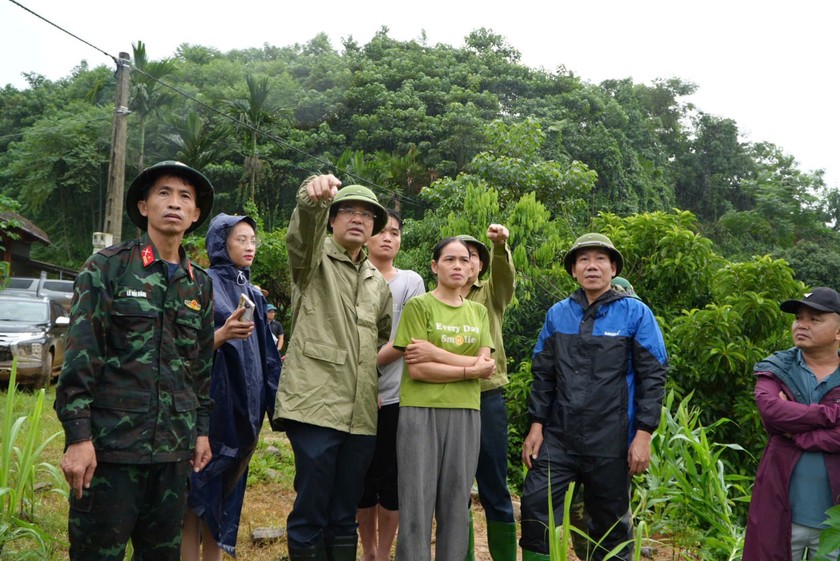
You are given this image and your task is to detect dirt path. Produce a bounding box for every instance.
[233,432,687,561]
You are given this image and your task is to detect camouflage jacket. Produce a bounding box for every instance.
[55,233,215,464]
[273,185,392,435]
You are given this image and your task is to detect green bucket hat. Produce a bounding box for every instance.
[126,160,214,234]
[456,235,490,279]
[563,233,624,276]
[328,184,388,234]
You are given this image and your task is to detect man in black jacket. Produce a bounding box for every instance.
[519,234,668,561]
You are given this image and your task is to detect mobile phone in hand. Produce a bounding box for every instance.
[238,293,255,322]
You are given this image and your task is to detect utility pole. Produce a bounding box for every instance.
[97,52,131,251]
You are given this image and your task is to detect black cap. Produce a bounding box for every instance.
[780,287,840,314]
[126,161,214,234]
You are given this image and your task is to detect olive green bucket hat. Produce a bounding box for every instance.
[126,160,214,234]
[328,184,388,234]
[456,235,490,279]
[563,233,624,276]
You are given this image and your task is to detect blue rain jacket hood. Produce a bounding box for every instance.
[189,213,281,554]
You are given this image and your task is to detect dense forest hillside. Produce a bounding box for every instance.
[1,28,838,490]
[1,29,837,276]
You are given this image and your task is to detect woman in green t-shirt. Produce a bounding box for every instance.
[393,237,496,561]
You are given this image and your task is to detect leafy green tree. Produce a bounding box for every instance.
[666,256,803,459]
[826,187,840,232]
[777,240,840,290]
[464,28,522,64]
[0,103,111,266]
[164,110,231,170]
[0,194,22,260]
[675,114,754,222]
[370,145,429,209]
[330,146,429,211]
[472,118,595,221]
[710,142,830,261]
[594,210,720,315]
[131,41,177,170]
[226,74,285,204]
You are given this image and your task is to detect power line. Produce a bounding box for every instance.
[7,0,118,65]
[4,0,447,213]
[3,1,392,196]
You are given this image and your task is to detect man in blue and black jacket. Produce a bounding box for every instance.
[519,233,668,561]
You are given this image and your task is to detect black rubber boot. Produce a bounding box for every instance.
[288,538,327,561]
[325,534,357,561]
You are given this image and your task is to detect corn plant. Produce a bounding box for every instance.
[0,361,65,557]
[543,479,646,561]
[546,479,573,560]
[634,390,750,560]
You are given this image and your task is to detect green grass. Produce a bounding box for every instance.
[528,390,749,561]
[1,383,750,560]
[0,367,68,560]
[543,480,646,561]
[0,391,297,560]
[247,426,296,486]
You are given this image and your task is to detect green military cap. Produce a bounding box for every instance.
[126,160,214,234]
[563,233,624,276]
[611,276,640,299]
[328,185,388,234]
[456,235,491,279]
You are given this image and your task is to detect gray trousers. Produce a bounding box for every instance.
[792,523,839,560]
[395,406,480,561]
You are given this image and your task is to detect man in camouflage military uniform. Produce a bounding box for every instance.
[55,161,216,561]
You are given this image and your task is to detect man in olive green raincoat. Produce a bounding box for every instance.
[274,174,392,561]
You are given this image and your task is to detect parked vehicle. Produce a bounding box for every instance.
[1,277,74,312]
[0,295,69,388]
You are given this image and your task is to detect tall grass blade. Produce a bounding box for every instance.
[0,360,62,556]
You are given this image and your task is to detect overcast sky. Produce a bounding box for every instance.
[1,0,837,188]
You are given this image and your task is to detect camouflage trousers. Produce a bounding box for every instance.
[68,460,190,561]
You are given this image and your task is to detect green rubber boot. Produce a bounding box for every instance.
[486,520,517,561]
[521,548,551,561]
[465,509,476,561]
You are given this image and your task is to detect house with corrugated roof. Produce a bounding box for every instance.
[0,211,77,281]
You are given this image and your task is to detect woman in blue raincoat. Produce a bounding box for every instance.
[182,213,282,560]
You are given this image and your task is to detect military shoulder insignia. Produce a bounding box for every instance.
[185,299,201,311]
[141,245,155,267]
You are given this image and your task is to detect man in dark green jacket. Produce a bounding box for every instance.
[55,161,216,561]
